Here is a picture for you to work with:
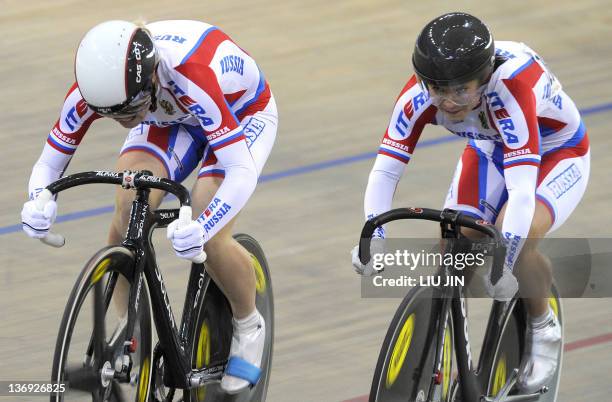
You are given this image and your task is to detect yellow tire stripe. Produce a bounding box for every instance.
[251,254,267,294]
[196,322,211,401]
[492,354,507,396]
[138,357,150,402]
[90,258,111,285]
[442,326,452,398]
[386,313,415,388]
[549,296,559,319]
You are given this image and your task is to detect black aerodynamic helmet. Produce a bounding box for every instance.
[412,12,495,87]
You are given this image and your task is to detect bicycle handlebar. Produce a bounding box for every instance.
[44,170,192,205]
[358,207,506,284]
[36,171,207,263]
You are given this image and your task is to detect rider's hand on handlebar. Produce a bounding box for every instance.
[21,198,57,239]
[351,238,385,276]
[483,266,519,301]
[167,219,207,262]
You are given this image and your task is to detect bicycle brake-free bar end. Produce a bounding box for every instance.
[35,189,65,247]
[191,251,207,264]
[40,232,66,248]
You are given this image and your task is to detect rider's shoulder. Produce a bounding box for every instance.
[146,20,223,67]
[489,41,538,82]
[146,20,217,39]
[484,41,549,106]
[395,74,429,105]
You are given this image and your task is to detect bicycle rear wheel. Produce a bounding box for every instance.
[51,246,153,402]
[183,233,274,402]
[370,286,454,402]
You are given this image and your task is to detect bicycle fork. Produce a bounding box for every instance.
[445,287,548,402]
[451,294,482,402]
[478,301,549,402]
[426,296,452,401]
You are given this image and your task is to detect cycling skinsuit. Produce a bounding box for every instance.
[364,41,590,269]
[28,20,277,241]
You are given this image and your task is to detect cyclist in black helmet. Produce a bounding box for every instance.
[412,12,495,121]
[353,12,590,393]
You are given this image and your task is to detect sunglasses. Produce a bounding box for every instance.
[89,81,155,119]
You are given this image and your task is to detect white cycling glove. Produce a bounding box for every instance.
[483,266,519,301]
[351,238,385,276]
[21,198,58,239]
[166,219,207,262]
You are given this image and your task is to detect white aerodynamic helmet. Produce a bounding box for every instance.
[75,20,158,117]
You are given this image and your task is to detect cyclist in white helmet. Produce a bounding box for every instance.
[21,19,278,393]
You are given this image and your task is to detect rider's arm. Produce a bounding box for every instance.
[488,68,543,270]
[174,63,257,242]
[364,157,404,239]
[501,164,538,269]
[364,76,437,237]
[28,83,100,199]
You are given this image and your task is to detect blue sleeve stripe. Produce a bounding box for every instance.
[542,120,586,156]
[224,97,240,125]
[378,147,410,163]
[503,157,541,167]
[234,69,266,117]
[210,131,244,149]
[509,58,535,79]
[48,135,76,154]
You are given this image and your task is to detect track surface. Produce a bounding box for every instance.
[1,1,611,401]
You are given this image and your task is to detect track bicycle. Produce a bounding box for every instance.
[358,207,562,402]
[36,170,274,402]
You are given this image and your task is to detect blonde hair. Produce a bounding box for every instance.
[133,19,148,28]
[133,19,159,65]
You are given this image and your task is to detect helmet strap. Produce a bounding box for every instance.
[147,65,160,113]
[148,81,158,113]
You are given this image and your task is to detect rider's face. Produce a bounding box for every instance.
[114,108,149,128]
[427,79,485,122]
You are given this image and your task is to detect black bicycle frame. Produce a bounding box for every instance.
[45,170,224,390]
[359,207,507,401]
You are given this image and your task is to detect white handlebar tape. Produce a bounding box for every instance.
[35,189,65,248]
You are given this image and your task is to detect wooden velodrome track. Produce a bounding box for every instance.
[1,0,611,401]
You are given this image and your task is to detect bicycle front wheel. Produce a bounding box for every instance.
[50,246,153,402]
[370,286,454,402]
[484,285,564,400]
